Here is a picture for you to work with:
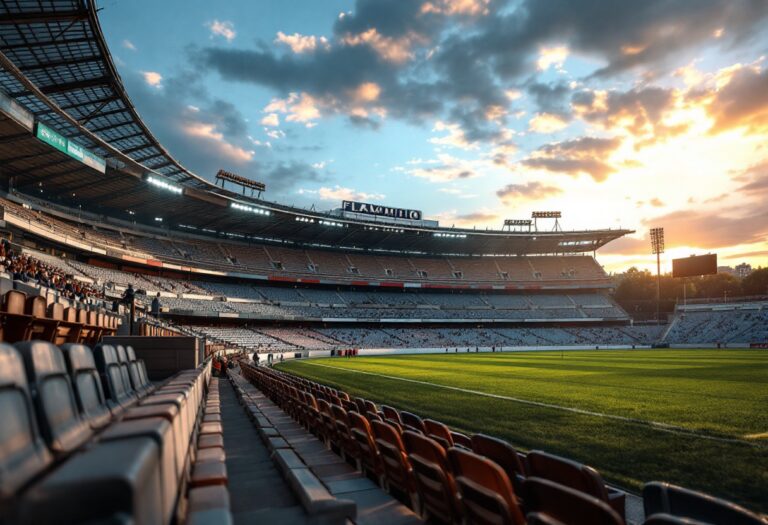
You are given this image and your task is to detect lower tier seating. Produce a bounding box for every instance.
[238,362,767,525]
[0,340,231,525]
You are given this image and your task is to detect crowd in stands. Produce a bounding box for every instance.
[0,240,102,302]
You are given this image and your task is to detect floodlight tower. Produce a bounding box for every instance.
[650,227,665,323]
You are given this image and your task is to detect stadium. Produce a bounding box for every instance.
[0,1,766,525]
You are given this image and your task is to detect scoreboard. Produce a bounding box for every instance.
[672,254,717,278]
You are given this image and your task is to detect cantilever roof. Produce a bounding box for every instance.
[0,0,208,186]
[0,0,633,257]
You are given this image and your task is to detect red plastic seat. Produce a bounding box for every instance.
[349,411,383,482]
[424,418,454,449]
[400,411,427,434]
[527,450,625,520]
[523,477,623,525]
[471,434,527,495]
[402,430,462,523]
[371,420,418,511]
[447,447,526,525]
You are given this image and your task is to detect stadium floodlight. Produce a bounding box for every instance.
[504,219,532,226]
[650,227,665,323]
[230,202,271,216]
[216,169,266,195]
[146,176,182,194]
[650,227,665,255]
[531,211,562,232]
[531,211,561,219]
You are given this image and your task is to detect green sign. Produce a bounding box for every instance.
[35,122,106,173]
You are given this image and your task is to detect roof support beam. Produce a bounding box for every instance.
[9,76,112,98]
[19,54,101,72]
[0,36,93,51]
[0,11,88,25]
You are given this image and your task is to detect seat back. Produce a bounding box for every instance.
[115,345,136,397]
[400,411,426,434]
[3,290,27,314]
[94,344,134,409]
[527,450,609,501]
[0,343,52,500]
[15,341,93,455]
[349,412,379,475]
[448,447,526,525]
[381,405,401,423]
[371,420,415,499]
[61,344,112,430]
[523,477,623,525]
[2,290,31,342]
[125,346,150,390]
[402,430,461,523]
[643,482,767,525]
[47,303,64,321]
[424,418,453,448]
[471,434,527,485]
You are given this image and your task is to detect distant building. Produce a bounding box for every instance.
[735,263,752,278]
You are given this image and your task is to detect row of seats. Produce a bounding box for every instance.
[239,363,766,525]
[0,340,231,524]
[0,289,118,345]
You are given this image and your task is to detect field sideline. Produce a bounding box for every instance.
[277,348,768,513]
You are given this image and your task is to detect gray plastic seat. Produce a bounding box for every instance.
[115,345,137,398]
[125,345,152,391]
[94,344,136,410]
[19,436,164,525]
[15,341,93,455]
[643,482,767,525]
[0,343,52,503]
[100,418,178,525]
[60,344,112,430]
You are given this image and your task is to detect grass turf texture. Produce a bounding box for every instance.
[277,349,768,513]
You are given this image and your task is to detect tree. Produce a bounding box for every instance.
[741,268,768,296]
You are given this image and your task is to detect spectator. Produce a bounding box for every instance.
[151,292,161,317]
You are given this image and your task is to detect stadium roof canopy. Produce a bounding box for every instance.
[0,0,632,256]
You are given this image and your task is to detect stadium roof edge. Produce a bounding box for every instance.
[0,1,633,256]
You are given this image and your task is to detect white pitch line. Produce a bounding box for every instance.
[304,362,762,448]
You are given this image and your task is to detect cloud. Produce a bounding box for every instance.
[708,65,768,134]
[529,113,569,133]
[122,39,136,51]
[207,20,236,42]
[340,28,418,64]
[521,136,622,181]
[430,209,500,227]
[402,153,485,182]
[264,92,322,127]
[275,32,329,54]
[641,207,768,249]
[182,122,254,163]
[260,113,280,127]
[142,71,163,88]
[429,121,477,149]
[420,0,491,16]
[572,86,687,145]
[537,45,568,71]
[496,181,563,202]
[301,185,385,202]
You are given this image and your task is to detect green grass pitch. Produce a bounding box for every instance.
[277,348,768,512]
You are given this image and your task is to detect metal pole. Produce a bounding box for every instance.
[656,251,661,323]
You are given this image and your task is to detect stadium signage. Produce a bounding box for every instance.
[342,200,422,221]
[35,122,106,174]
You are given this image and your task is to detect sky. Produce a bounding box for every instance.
[98,0,768,274]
